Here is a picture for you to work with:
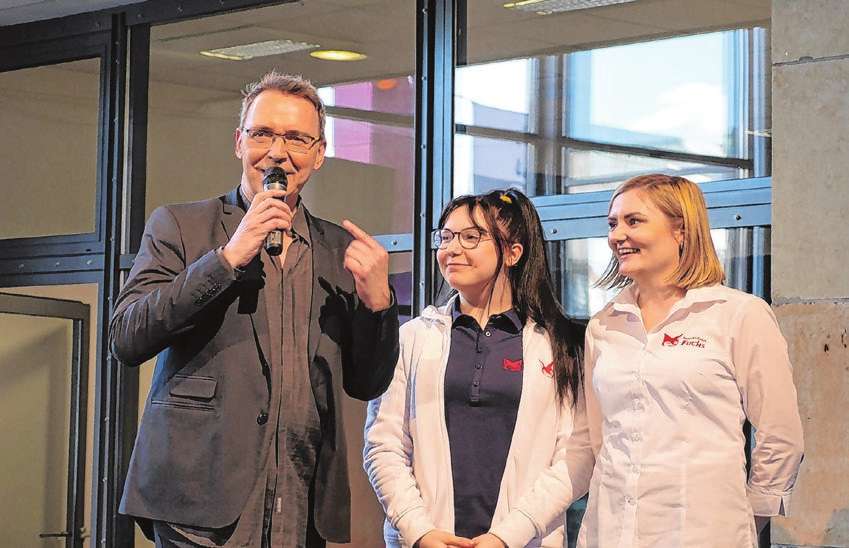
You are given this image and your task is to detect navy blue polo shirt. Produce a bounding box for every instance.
[444,302,524,539]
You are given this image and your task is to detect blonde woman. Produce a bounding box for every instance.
[578,174,804,547]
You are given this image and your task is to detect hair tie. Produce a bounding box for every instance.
[500,194,513,204]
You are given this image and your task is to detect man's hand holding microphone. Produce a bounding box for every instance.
[222,166,391,312]
[222,166,291,269]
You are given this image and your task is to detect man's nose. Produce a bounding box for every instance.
[267,137,291,160]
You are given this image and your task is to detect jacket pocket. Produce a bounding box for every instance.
[151,374,217,411]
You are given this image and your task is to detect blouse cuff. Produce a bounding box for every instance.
[747,485,793,517]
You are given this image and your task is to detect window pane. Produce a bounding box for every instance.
[564,149,743,193]
[301,117,414,235]
[0,59,99,238]
[313,80,415,234]
[458,3,770,199]
[325,78,415,116]
[453,134,529,196]
[569,32,737,157]
[555,230,736,319]
[456,59,531,132]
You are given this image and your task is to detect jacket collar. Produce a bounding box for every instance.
[422,294,543,335]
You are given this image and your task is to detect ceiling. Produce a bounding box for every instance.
[0,0,143,26]
[0,0,772,100]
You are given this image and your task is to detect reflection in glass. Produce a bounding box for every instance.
[0,59,99,238]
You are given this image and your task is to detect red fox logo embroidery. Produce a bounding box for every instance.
[662,333,681,347]
[540,360,554,377]
[503,358,523,371]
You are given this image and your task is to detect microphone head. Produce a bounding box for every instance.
[263,166,288,191]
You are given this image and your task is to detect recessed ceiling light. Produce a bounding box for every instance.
[503,0,639,14]
[200,39,320,61]
[310,50,367,61]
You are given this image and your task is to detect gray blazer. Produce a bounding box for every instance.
[109,187,399,542]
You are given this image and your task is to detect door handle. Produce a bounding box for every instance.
[39,531,72,538]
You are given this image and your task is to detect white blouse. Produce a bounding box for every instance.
[578,284,804,548]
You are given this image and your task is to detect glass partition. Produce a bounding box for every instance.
[559,227,746,319]
[456,3,770,197]
[0,59,100,239]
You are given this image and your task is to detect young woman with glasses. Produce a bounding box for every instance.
[364,189,593,548]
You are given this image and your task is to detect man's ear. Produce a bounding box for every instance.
[313,140,327,170]
[234,128,244,159]
[505,243,524,267]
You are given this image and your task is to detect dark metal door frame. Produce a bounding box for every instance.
[0,292,90,548]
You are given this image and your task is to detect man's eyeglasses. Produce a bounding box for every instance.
[431,227,489,250]
[242,127,322,154]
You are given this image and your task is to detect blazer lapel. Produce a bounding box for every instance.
[308,212,332,363]
[220,187,278,389]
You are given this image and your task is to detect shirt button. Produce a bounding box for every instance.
[632,432,642,442]
[473,381,480,386]
[257,411,269,425]
[626,496,635,505]
[476,364,483,369]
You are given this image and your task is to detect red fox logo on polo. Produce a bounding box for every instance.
[663,333,681,347]
[503,358,523,371]
[663,333,707,348]
[540,360,554,377]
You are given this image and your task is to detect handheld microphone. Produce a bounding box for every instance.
[262,166,288,256]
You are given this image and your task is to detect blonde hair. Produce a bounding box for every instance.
[596,174,725,290]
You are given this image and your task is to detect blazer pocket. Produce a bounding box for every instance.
[151,374,217,411]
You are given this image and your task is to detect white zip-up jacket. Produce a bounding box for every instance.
[364,298,593,548]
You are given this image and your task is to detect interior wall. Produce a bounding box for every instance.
[770,0,849,546]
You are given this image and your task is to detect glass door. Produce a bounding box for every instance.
[0,292,89,548]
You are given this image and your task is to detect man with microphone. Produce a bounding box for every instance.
[109,70,399,548]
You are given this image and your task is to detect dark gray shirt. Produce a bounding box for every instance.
[268,205,325,548]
